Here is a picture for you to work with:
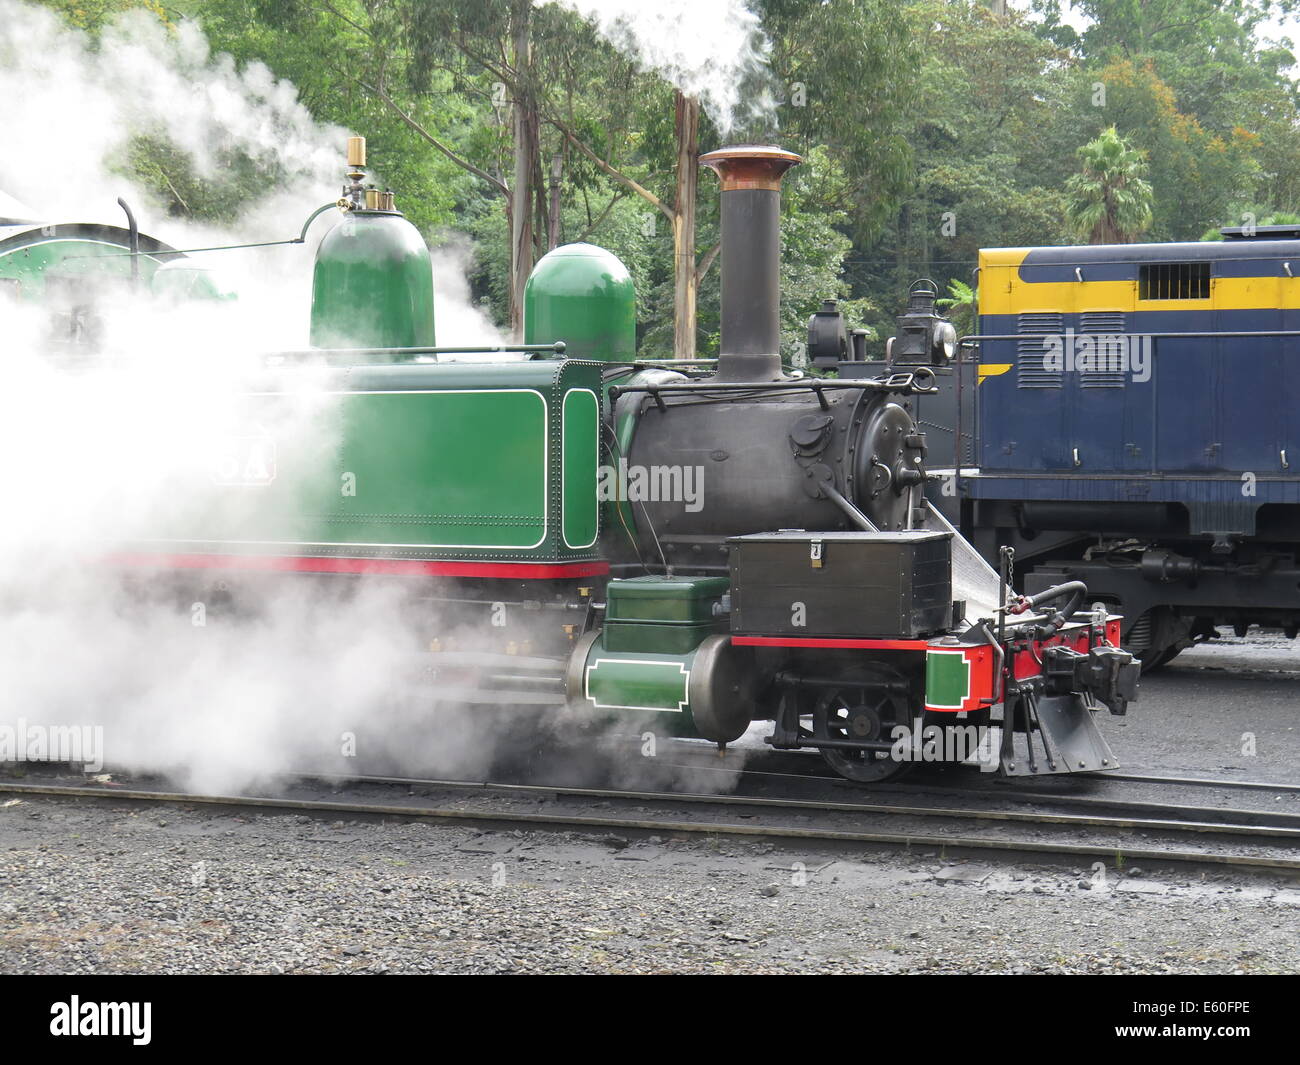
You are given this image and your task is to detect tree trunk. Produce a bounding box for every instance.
[672,91,700,358]
[532,151,549,260]
[548,152,563,250]
[508,0,538,339]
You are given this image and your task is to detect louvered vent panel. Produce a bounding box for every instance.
[1079,311,1127,388]
[1016,312,1064,388]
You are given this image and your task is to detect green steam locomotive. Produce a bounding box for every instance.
[8,138,1138,783]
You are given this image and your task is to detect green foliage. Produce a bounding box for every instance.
[31,0,1300,338]
[108,132,278,220]
[1200,207,1300,240]
[1080,58,1260,240]
[197,0,468,237]
[465,185,662,341]
[33,0,167,34]
[758,0,920,241]
[936,278,976,338]
[1064,126,1154,243]
[1051,0,1298,128]
[859,0,1299,331]
[850,0,1077,339]
[777,146,873,358]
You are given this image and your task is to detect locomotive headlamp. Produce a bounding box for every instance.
[933,319,957,361]
[806,299,848,368]
[891,279,956,366]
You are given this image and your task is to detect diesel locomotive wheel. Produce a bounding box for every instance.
[809,669,912,784]
[1129,608,1193,673]
[1138,644,1183,671]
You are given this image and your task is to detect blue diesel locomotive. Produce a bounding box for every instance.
[911,227,1300,667]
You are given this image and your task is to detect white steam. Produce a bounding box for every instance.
[0,2,516,793]
[540,0,776,133]
[431,240,510,353]
[0,0,342,234]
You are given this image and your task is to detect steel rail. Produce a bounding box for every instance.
[2,778,1297,873]
[571,751,1300,806]
[16,759,1298,829]
[1104,772,1300,794]
[325,772,1300,836]
[635,752,1300,801]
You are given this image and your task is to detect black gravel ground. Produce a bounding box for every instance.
[1,793,1298,975]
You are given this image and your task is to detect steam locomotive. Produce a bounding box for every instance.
[5,140,1138,783]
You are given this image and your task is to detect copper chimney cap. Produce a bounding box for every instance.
[700,145,802,191]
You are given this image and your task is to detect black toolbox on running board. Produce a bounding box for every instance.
[727,530,952,638]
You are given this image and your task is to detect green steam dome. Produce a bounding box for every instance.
[310,210,435,349]
[524,242,635,361]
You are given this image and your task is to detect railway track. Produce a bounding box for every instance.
[1,768,1298,875]
[1107,771,1300,794]
[581,750,1300,822]
[329,768,1300,836]
[613,746,1300,804]
[589,736,1300,796]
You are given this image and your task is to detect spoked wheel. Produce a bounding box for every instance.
[810,670,913,784]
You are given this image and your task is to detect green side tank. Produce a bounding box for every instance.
[524,242,635,361]
[310,209,435,350]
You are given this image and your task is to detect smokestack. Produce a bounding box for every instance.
[700,145,801,381]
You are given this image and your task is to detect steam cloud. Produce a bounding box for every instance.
[540,0,777,134]
[0,0,340,232]
[0,1,504,793]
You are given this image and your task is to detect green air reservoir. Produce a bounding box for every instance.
[524,242,635,361]
[310,209,436,350]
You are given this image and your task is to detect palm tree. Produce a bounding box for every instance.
[1064,127,1154,244]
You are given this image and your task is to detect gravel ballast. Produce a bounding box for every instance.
[2,796,1297,975]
